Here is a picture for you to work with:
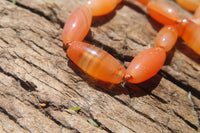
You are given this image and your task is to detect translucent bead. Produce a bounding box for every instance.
[194,6,200,18]
[85,0,118,16]
[62,6,92,46]
[147,1,180,25]
[117,0,122,4]
[190,18,200,25]
[67,41,126,83]
[180,20,200,55]
[176,0,200,11]
[125,47,166,83]
[154,25,178,52]
[136,0,151,6]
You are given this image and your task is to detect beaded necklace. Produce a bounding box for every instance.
[62,0,200,85]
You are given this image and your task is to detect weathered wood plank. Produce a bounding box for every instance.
[0,0,199,132]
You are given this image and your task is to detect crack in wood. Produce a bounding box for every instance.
[106,115,137,133]
[23,99,82,133]
[30,75,73,98]
[114,97,176,133]
[0,119,9,133]
[0,106,32,133]
[1,91,79,133]
[0,67,37,92]
[181,70,200,82]
[85,112,115,133]
[91,119,114,133]
[63,106,116,133]
[44,111,81,133]
[1,0,199,132]
[29,40,56,56]
[160,70,200,99]
[27,40,67,60]
[6,0,64,28]
[142,100,169,114]
[15,53,86,99]
[0,37,9,44]
[173,110,198,131]
[189,92,200,131]
[19,38,42,56]
[46,3,64,28]
[134,109,175,133]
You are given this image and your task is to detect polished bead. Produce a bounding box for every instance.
[125,47,166,83]
[181,20,200,55]
[147,1,180,25]
[136,0,151,6]
[176,0,200,11]
[85,0,118,16]
[190,18,200,25]
[62,6,92,46]
[67,41,126,83]
[117,0,122,4]
[154,26,178,52]
[194,6,200,18]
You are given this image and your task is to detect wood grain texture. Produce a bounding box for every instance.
[0,0,199,132]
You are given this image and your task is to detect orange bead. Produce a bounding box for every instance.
[176,0,200,11]
[180,20,200,55]
[125,47,166,84]
[136,0,151,6]
[147,1,180,25]
[117,0,122,4]
[85,0,118,16]
[194,6,200,18]
[62,6,92,46]
[154,25,178,52]
[190,18,200,25]
[67,41,126,83]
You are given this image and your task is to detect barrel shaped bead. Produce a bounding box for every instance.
[147,1,180,25]
[85,0,118,16]
[62,6,92,46]
[181,20,200,55]
[154,25,178,52]
[67,41,126,83]
[126,47,166,84]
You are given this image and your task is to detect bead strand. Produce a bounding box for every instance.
[62,0,200,84]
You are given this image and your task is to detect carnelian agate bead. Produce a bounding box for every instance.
[136,0,151,6]
[194,6,200,18]
[125,47,166,84]
[180,20,200,55]
[67,41,126,83]
[62,6,92,46]
[176,0,200,11]
[147,1,180,25]
[190,18,200,25]
[154,26,178,52]
[117,0,122,4]
[85,0,119,16]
